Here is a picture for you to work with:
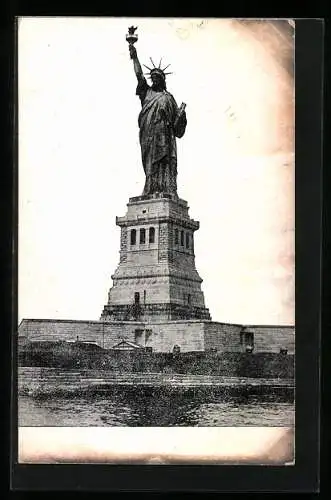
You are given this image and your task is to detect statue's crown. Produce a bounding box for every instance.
[143,57,172,79]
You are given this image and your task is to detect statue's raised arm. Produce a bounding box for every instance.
[129,44,144,82]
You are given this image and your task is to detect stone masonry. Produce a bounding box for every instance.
[18,319,295,354]
[100,192,211,322]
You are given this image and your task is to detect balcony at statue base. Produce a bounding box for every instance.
[116,192,198,229]
[101,192,211,323]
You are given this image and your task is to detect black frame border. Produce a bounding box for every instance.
[4,16,323,493]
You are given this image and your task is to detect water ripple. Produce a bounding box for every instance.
[19,392,294,427]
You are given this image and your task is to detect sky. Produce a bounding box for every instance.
[18,17,295,326]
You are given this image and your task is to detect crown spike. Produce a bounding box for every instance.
[158,57,163,68]
[164,72,173,75]
[143,64,153,72]
[162,63,171,72]
[150,57,156,68]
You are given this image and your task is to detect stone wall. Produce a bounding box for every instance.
[204,322,243,352]
[247,325,295,354]
[148,320,205,352]
[19,319,142,350]
[203,323,295,354]
[18,319,295,354]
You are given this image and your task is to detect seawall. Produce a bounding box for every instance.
[18,367,294,398]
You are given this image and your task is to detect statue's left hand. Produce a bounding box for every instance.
[174,111,187,138]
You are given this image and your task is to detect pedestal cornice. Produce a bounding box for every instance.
[116,214,199,231]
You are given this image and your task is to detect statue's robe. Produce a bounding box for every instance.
[136,77,187,195]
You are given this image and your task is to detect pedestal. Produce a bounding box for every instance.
[101,193,211,322]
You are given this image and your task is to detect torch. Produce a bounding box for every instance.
[126,26,138,58]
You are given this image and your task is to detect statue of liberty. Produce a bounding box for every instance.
[127,29,187,197]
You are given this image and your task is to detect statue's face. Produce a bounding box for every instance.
[151,72,165,90]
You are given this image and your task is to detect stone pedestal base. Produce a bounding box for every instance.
[101,193,211,322]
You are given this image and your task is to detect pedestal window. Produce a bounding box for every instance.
[140,228,146,244]
[130,229,136,245]
[149,227,155,243]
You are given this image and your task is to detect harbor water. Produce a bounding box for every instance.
[19,392,294,427]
